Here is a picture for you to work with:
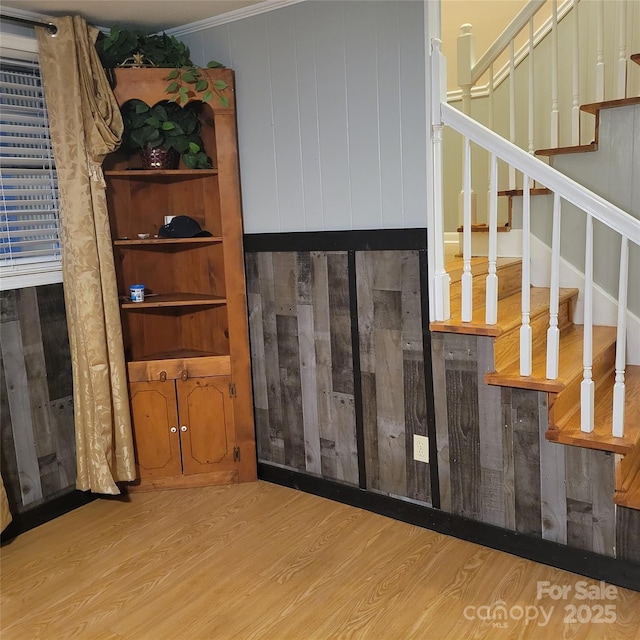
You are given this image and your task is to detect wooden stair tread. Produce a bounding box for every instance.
[536,97,640,157]
[616,470,640,509]
[456,223,511,233]
[485,325,617,392]
[535,143,597,157]
[497,188,552,197]
[580,96,640,115]
[549,366,640,455]
[431,287,578,337]
[444,256,520,280]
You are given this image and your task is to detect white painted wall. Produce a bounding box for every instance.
[180,1,428,234]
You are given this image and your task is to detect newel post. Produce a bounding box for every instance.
[457,23,475,116]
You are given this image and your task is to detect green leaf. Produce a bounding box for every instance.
[145,115,160,128]
[135,101,150,114]
[182,72,197,83]
[207,60,224,68]
[168,94,179,103]
[166,81,179,93]
[154,105,168,120]
[179,94,188,106]
[188,142,200,154]
[219,94,229,109]
[162,121,176,130]
[201,91,214,103]
[214,80,228,90]
[166,68,179,80]
[195,79,207,92]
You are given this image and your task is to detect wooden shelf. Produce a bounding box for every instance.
[121,293,226,309]
[104,169,219,177]
[132,349,228,362]
[114,237,223,246]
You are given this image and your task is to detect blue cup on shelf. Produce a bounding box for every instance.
[130,284,145,303]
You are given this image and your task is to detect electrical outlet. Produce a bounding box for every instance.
[413,434,429,463]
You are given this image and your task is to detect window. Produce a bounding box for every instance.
[0,33,61,290]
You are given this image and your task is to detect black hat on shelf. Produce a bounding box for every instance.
[158,215,212,238]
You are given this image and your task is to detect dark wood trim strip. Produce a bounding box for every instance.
[348,251,367,489]
[419,249,440,509]
[244,228,427,253]
[0,491,98,543]
[535,143,598,157]
[258,463,640,592]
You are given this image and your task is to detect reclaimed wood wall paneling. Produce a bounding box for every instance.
[356,251,430,505]
[0,285,75,514]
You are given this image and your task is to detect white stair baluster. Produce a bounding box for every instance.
[617,0,628,99]
[485,153,498,325]
[581,215,594,433]
[572,0,580,145]
[528,19,535,160]
[613,237,629,438]
[596,0,605,101]
[487,64,494,219]
[462,136,473,322]
[509,39,516,190]
[551,0,559,148]
[546,193,562,380]
[520,175,532,377]
[431,39,450,322]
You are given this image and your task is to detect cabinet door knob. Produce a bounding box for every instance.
[181,369,188,381]
[160,371,167,382]
[170,426,177,433]
[181,425,188,432]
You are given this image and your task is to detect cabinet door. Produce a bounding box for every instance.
[130,381,182,478]
[177,376,236,475]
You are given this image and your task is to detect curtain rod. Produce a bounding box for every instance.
[0,13,57,35]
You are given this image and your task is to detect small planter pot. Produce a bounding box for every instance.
[140,146,179,170]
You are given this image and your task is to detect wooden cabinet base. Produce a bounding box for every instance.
[123,470,239,493]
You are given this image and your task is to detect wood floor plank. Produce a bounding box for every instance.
[2,482,639,639]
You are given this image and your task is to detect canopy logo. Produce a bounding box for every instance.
[463,602,553,628]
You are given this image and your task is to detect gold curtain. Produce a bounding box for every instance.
[36,17,135,494]
[0,474,12,532]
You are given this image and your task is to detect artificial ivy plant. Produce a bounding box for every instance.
[96,26,229,107]
[120,99,212,170]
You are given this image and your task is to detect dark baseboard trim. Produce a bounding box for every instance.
[244,228,427,253]
[0,490,97,544]
[258,463,640,592]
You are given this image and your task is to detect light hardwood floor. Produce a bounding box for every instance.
[1,481,639,639]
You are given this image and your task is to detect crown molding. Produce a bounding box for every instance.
[165,0,306,37]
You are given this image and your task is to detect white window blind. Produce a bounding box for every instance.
[0,52,61,290]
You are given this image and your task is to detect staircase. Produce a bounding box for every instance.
[429,9,640,518]
[432,254,640,511]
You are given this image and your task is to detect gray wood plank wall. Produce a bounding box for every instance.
[431,332,619,558]
[356,251,430,505]
[0,285,75,515]
[246,251,358,485]
[247,249,430,505]
[250,250,637,562]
